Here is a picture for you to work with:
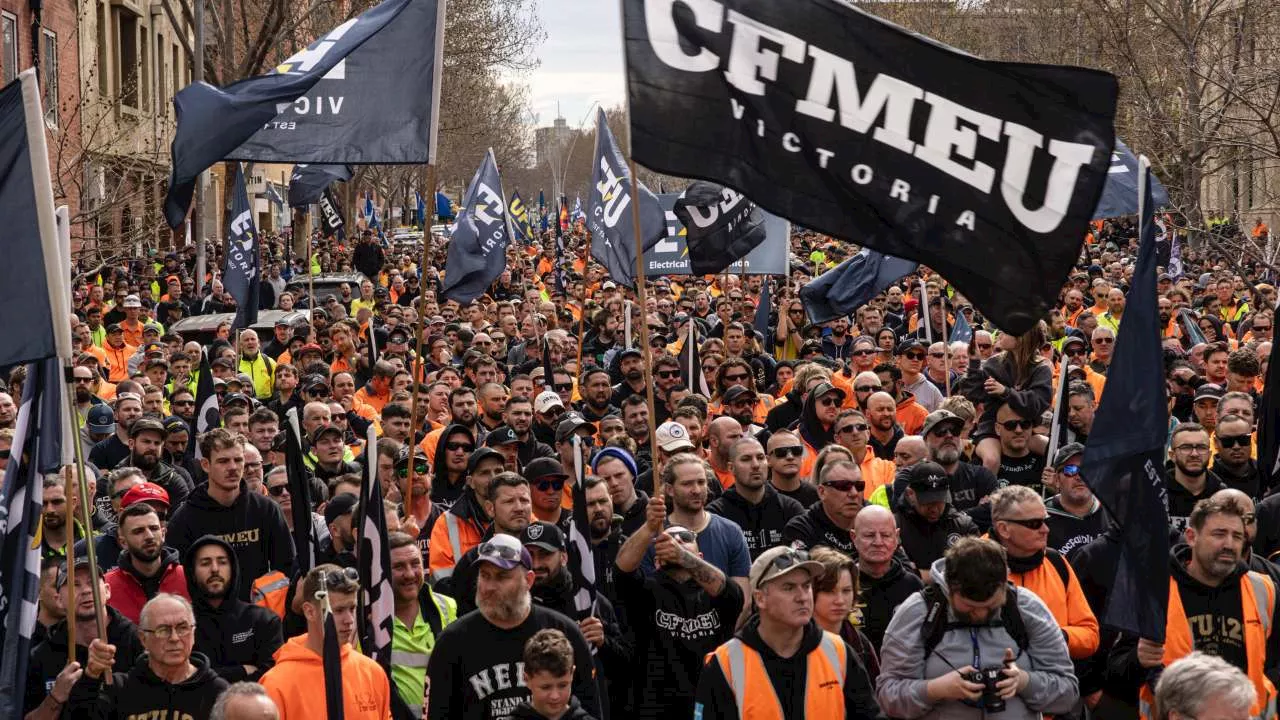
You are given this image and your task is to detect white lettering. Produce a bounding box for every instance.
[796,46,920,154]
[328,96,345,114]
[723,10,806,96]
[1001,123,1096,233]
[730,98,746,120]
[279,18,358,74]
[914,92,1000,192]
[928,194,940,214]
[815,148,835,168]
[473,183,504,226]
[890,178,910,202]
[851,164,873,185]
[956,210,976,230]
[782,132,801,152]
[646,0,722,72]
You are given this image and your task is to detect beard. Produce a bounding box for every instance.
[477,584,531,625]
[624,368,643,382]
[201,573,230,599]
[130,543,161,563]
[134,452,159,471]
[589,514,611,540]
[75,388,92,403]
[933,446,961,465]
[42,512,65,531]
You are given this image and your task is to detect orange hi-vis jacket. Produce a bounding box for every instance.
[705,632,848,719]
[427,493,487,584]
[860,453,897,501]
[1138,571,1277,720]
[1007,549,1099,659]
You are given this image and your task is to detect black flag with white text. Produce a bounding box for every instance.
[441,149,512,304]
[672,181,768,275]
[587,108,666,288]
[223,164,260,329]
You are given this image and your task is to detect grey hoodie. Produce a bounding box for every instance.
[876,558,1078,719]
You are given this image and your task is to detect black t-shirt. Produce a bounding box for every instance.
[998,452,1046,495]
[1045,497,1110,560]
[948,462,1001,513]
[426,605,600,720]
[772,480,819,509]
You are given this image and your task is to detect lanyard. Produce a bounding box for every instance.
[970,628,982,669]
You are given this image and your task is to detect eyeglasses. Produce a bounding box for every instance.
[398,462,430,477]
[1173,443,1210,455]
[770,446,804,459]
[267,484,290,497]
[822,479,865,493]
[535,478,566,492]
[657,370,680,379]
[1093,337,1115,344]
[1061,464,1082,478]
[553,383,573,392]
[904,352,925,361]
[446,442,475,452]
[1001,516,1049,531]
[998,419,1033,431]
[852,349,877,357]
[1218,434,1251,449]
[722,373,749,382]
[836,423,869,434]
[142,622,194,640]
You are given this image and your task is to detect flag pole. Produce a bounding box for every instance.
[1045,354,1070,498]
[575,237,589,372]
[406,163,438,508]
[307,226,316,337]
[627,161,661,464]
[63,466,75,662]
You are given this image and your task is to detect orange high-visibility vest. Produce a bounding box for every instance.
[251,571,290,619]
[706,631,847,719]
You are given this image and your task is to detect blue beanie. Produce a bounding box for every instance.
[592,447,638,479]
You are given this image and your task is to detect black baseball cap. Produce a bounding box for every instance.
[907,462,950,504]
[324,492,360,525]
[485,426,519,447]
[555,412,591,443]
[310,425,344,444]
[520,521,565,553]
[467,447,506,472]
[524,457,568,482]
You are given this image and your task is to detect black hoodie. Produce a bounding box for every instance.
[783,502,856,556]
[183,535,284,682]
[1163,461,1225,534]
[894,503,980,571]
[794,390,834,452]
[510,696,599,720]
[24,607,143,714]
[166,480,295,601]
[66,651,229,720]
[765,387,804,432]
[693,617,885,720]
[858,558,925,651]
[431,424,475,509]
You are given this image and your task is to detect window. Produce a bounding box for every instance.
[2,12,16,85]
[117,11,138,108]
[154,32,163,112]
[41,29,56,125]
[139,25,148,109]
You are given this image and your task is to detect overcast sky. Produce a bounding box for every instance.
[525,0,627,131]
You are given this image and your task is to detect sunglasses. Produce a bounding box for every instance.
[854,385,880,393]
[976,343,993,350]
[478,540,527,565]
[321,566,360,591]
[398,462,431,477]
[1255,326,1272,332]
[928,352,947,359]
[535,478,566,492]
[722,373,750,382]
[817,397,840,407]
[657,370,680,379]
[553,383,573,392]
[1061,464,1082,478]
[1093,337,1115,344]
[770,446,804,459]
[446,442,475,452]
[904,352,926,361]
[703,365,720,373]
[836,423,869,434]
[73,377,94,384]
[267,484,289,497]
[852,349,877,357]
[822,479,865,493]
[929,427,960,438]
[998,419,1033,431]
[1065,348,1087,357]
[1002,516,1049,530]
[1218,434,1251,449]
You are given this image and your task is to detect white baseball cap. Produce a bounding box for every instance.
[656,420,695,453]
[534,390,564,415]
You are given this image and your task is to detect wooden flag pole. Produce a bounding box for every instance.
[63,465,75,663]
[406,163,438,508]
[626,162,661,465]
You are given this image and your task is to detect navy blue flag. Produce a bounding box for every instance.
[753,278,772,345]
[0,359,63,717]
[1092,139,1171,219]
[318,187,346,240]
[672,181,769,275]
[949,309,974,345]
[416,191,426,229]
[441,149,513,304]
[164,0,421,227]
[800,248,919,325]
[289,164,352,207]
[587,108,666,288]
[265,181,284,208]
[436,191,453,222]
[1257,321,1280,492]
[223,164,261,329]
[1081,157,1170,641]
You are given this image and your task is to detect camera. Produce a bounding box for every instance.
[963,667,1007,713]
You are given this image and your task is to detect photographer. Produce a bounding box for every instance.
[876,537,1078,719]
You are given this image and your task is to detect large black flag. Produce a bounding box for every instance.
[289,164,353,207]
[622,0,1118,334]
[441,149,512,304]
[223,164,260,329]
[193,349,220,457]
[164,0,428,227]
[1081,158,1169,641]
[318,187,347,239]
[672,181,768,275]
[357,424,394,673]
[283,409,317,573]
[587,108,666,288]
[800,248,919,324]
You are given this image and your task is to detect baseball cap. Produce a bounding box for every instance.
[310,425,344,444]
[524,457,568,482]
[128,417,167,439]
[534,390,564,415]
[520,522,565,553]
[602,281,617,290]
[748,546,824,593]
[86,405,115,434]
[56,552,101,589]
[895,338,925,355]
[467,447,506,473]
[324,492,360,525]
[162,416,188,435]
[475,533,532,571]
[297,343,324,356]
[485,426,519,447]
[1194,383,1225,403]
[122,294,142,308]
[554,412,591,443]
[143,323,162,335]
[722,385,754,405]
[808,381,846,405]
[618,347,643,361]
[121,482,171,509]
[105,322,123,334]
[1052,442,1086,470]
[302,374,329,392]
[655,420,695,453]
[922,409,964,438]
[1062,335,1086,350]
[387,328,410,343]
[907,461,951,504]
[221,392,251,408]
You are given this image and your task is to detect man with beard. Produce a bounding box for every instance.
[647,454,752,596]
[582,477,623,607]
[821,315,856,361]
[611,348,646,407]
[89,393,143,470]
[184,535,283,682]
[120,418,191,510]
[854,505,924,652]
[426,534,600,720]
[721,385,767,442]
[875,365,929,438]
[521,522,630,718]
[396,448,442,565]
[993,403,1047,496]
[894,462,980,579]
[39,474,90,562]
[388,531,457,719]
[505,395,555,469]
[922,410,1000,530]
[24,553,145,719]
[449,471,533,616]
[477,382,510,435]
[1167,423,1226,534]
[617,494,744,720]
[104,504,188,624]
[865,390,906,462]
[1212,414,1261,500]
[709,437,805,560]
[795,381,844,479]
[319,493,359,568]
[421,387,484,460]
[1114,496,1280,720]
[784,459,864,556]
[593,446,649,538]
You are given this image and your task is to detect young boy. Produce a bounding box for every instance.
[512,629,598,720]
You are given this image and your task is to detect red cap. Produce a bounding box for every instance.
[121,482,170,509]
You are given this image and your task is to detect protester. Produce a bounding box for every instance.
[184,535,284,683]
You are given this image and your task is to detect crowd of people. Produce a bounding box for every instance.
[9,213,1277,720]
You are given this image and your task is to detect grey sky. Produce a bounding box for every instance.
[525,0,626,130]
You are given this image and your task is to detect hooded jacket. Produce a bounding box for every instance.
[859,558,925,651]
[261,635,393,720]
[430,424,474,508]
[183,535,284,682]
[708,484,806,559]
[66,651,229,720]
[24,607,143,714]
[695,616,885,720]
[795,390,835,461]
[166,480,295,601]
[103,545,189,623]
[510,696,598,720]
[876,558,1079,720]
[427,485,490,592]
[1163,462,1226,533]
[894,504,980,572]
[766,387,804,432]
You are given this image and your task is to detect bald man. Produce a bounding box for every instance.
[865,392,902,460]
[853,505,923,651]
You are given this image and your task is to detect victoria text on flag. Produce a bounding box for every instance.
[0,359,65,717]
[800,248,919,325]
[586,108,666,288]
[622,0,1119,334]
[441,149,514,304]
[165,0,441,227]
[357,424,394,673]
[227,0,445,168]
[672,181,769,275]
[1092,139,1171,219]
[1081,157,1169,641]
[0,70,75,367]
[289,164,353,207]
[223,164,261,329]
